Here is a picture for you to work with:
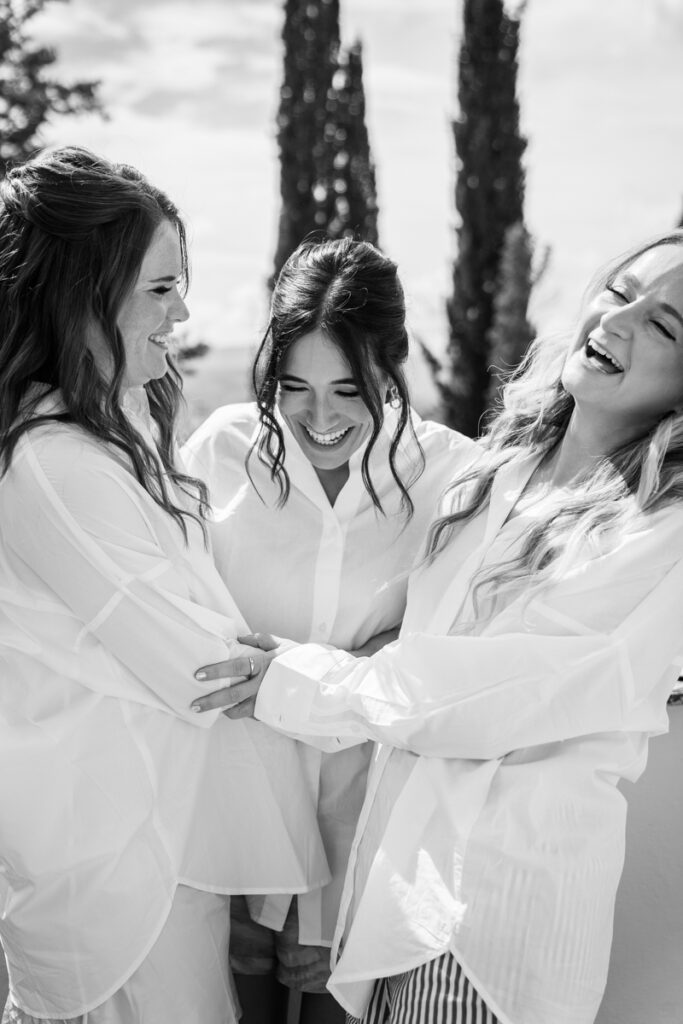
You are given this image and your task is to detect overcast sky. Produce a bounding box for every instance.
[32,0,683,357]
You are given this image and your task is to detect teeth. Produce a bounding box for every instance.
[149,333,170,347]
[586,338,624,372]
[303,424,351,446]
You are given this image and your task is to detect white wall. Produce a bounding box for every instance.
[596,703,683,1023]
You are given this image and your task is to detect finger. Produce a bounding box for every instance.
[195,657,255,683]
[223,697,257,719]
[191,680,255,713]
[237,633,277,652]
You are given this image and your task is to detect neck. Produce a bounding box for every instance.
[545,411,620,487]
[314,463,350,505]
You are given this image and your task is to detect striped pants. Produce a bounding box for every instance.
[346,953,500,1024]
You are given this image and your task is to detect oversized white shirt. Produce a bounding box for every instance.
[182,401,475,945]
[0,390,329,1018]
[254,452,683,1024]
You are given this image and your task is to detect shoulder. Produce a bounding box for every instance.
[6,421,114,486]
[621,504,683,566]
[410,411,479,468]
[184,402,258,453]
[1,422,154,536]
[181,402,259,475]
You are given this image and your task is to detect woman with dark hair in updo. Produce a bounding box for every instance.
[183,237,473,1024]
[0,148,329,1024]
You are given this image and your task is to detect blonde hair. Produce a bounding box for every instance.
[426,230,683,621]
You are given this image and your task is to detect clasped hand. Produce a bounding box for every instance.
[191,632,285,718]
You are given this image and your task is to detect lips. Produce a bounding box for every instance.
[302,424,352,446]
[585,337,624,374]
[149,332,171,348]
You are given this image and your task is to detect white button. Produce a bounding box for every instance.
[317,622,327,632]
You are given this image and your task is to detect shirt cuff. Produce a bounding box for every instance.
[255,642,351,732]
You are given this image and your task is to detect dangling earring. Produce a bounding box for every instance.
[387,385,400,407]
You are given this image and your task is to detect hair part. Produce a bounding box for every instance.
[0,145,209,542]
[248,236,424,515]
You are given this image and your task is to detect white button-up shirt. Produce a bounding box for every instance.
[254,452,683,1024]
[0,391,329,1018]
[182,402,474,944]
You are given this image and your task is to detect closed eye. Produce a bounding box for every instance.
[606,284,628,302]
[151,286,173,295]
[652,320,676,341]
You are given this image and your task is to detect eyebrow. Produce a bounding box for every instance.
[147,275,179,283]
[619,272,683,329]
[659,303,683,330]
[280,373,357,385]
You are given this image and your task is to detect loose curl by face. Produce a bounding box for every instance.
[424,230,683,622]
[0,145,209,541]
[249,236,424,515]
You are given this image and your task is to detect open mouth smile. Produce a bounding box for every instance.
[149,332,171,349]
[585,338,624,375]
[302,424,353,446]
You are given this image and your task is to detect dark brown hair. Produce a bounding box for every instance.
[0,145,208,540]
[250,236,424,514]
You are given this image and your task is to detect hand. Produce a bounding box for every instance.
[191,632,283,719]
[350,626,400,658]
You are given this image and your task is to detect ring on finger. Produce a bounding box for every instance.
[248,656,256,679]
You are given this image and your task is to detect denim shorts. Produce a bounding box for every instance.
[229,894,331,993]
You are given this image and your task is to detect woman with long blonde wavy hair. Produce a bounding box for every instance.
[193,229,683,1024]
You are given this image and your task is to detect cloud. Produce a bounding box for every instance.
[33,0,281,123]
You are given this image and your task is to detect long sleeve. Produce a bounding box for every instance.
[256,526,683,759]
[1,433,244,726]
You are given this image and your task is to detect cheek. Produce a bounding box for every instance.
[118,297,161,346]
[276,392,306,417]
[351,405,375,433]
[117,304,143,347]
[635,354,683,412]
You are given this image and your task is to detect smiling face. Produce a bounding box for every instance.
[116,219,189,388]
[561,244,683,447]
[276,328,376,472]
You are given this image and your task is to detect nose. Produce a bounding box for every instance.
[307,391,335,430]
[170,290,190,324]
[600,299,636,339]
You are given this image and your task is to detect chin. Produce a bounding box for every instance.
[147,363,171,383]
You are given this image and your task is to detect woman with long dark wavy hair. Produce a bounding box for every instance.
[0,147,329,1024]
[193,230,683,1024]
[183,237,473,1024]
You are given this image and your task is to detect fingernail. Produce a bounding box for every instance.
[195,671,206,681]
[191,703,203,713]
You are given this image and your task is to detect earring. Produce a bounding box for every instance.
[387,385,400,407]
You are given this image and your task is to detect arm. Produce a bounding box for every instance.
[1,433,244,726]
[249,541,683,759]
[349,626,400,658]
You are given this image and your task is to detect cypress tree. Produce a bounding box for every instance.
[326,41,379,246]
[435,0,529,436]
[485,220,534,414]
[0,0,102,176]
[272,0,379,283]
[272,0,341,282]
